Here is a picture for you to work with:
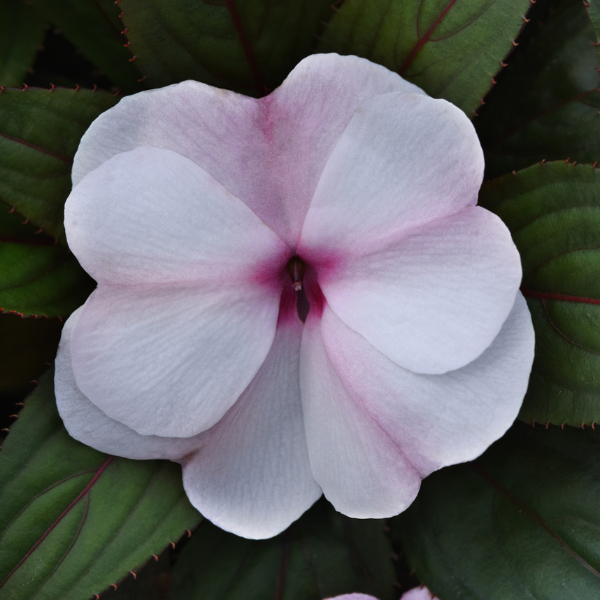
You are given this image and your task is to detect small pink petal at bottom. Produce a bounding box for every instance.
[401,586,440,599]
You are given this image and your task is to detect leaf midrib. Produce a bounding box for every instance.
[472,462,600,581]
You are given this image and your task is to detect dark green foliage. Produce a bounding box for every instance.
[476,0,600,178]
[317,0,531,115]
[0,87,118,241]
[119,0,334,95]
[30,0,143,93]
[170,501,396,600]
[0,200,93,318]
[0,373,201,600]
[394,421,600,599]
[0,0,46,87]
[0,88,113,317]
[480,161,600,426]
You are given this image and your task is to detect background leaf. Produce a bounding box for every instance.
[476,0,600,178]
[170,501,396,600]
[0,372,201,600]
[0,200,93,318]
[0,87,117,242]
[0,313,62,434]
[0,313,61,395]
[394,422,600,599]
[0,241,93,319]
[30,0,143,93]
[588,0,600,42]
[118,0,334,94]
[0,0,46,87]
[480,161,600,426]
[317,0,531,115]
[111,552,172,600]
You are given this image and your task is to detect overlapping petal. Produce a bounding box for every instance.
[300,309,422,518]
[55,52,534,541]
[299,295,533,517]
[66,147,289,287]
[71,54,423,246]
[316,207,522,374]
[182,293,321,539]
[56,308,204,460]
[70,282,282,438]
[298,92,484,257]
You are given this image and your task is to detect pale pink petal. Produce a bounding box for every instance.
[72,54,422,246]
[55,308,203,460]
[401,587,439,600]
[70,281,281,438]
[324,595,380,600]
[298,92,484,256]
[299,309,422,518]
[182,293,321,539]
[316,207,521,374]
[66,147,289,287]
[318,294,533,480]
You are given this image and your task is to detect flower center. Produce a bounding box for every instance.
[287,256,305,292]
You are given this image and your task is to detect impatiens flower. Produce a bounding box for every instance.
[55,54,535,539]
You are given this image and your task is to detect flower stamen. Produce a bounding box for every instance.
[287,256,305,292]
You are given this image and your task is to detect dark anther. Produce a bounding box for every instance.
[287,256,305,292]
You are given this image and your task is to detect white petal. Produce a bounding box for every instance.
[300,309,422,519]
[324,595,380,600]
[317,207,522,374]
[66,147,289,287]
[298,92,484,256]
[70,281,281,438]
[55,308,203,460]
[318,294,534,479]
[182,294,321,539]
[72,54,422,247]
[401,588,439,600]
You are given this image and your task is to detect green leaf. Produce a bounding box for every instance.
[0,0,46,87]
[479,161,600,426]
[588,0,600,43]
[0,371,201,600]
[393,421,600,599]
[0,203,94,318]
[30,0,143,92]
[0,313,61,394]
[476,0,600,178]
[118,0,334,94]
[110,552,172,600]
[317,0,530,116]
[0,87,117,242]
[170,500,396,600]
[0,241,94,319]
